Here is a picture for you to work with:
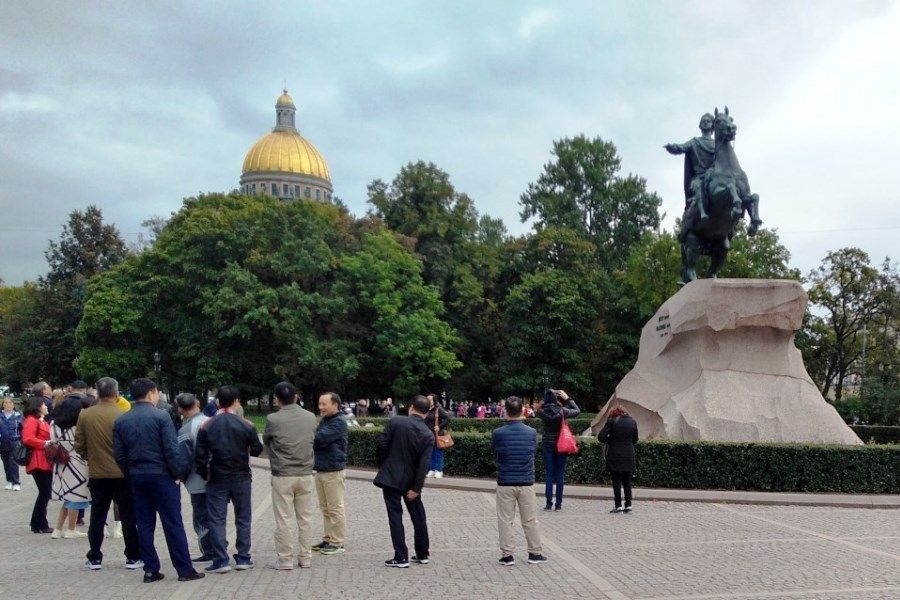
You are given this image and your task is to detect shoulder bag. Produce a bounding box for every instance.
[556,413,579,455]
[434,408,454,449]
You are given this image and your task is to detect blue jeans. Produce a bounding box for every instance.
[130,473,194,576]
[0,447,20,485]
[206,477,252,567]
[543,447,568,507]
[429,447,445,472]
[190,492,214,557]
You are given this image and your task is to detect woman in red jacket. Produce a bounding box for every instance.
[21,397,53,533]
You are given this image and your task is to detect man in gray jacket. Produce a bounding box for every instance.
[263,381,317,570]
[176,393,213,562]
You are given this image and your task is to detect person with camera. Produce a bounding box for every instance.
[537,389,580,511]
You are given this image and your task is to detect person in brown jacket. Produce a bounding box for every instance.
[74,377,141,570]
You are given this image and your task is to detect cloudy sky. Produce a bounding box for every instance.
[2,1,898,284]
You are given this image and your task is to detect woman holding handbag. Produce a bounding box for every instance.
[538,389,580,511]
[21,397,53,533]
[48,397,90,538]
[598,406,639,513]
[425,393,452,478]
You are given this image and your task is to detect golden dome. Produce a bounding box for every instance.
[241,130,331,181]
[276,91,295,107]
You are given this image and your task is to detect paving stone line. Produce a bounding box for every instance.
[639,584,900,600]
[714,503,900,563]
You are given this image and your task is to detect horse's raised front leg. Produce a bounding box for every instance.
[744,193,762,236]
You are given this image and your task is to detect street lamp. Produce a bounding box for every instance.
[153,351,161,379]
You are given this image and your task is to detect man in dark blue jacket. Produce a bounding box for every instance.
[113,378,204,584]
[373,395,434,568]
[195,385,263,574]
[313,392,348,556]
[491,396,547,566]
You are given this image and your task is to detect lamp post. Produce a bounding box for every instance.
[153,351,161,380]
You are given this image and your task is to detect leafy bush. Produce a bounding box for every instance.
[355,416,596,435]
[851,425,900,445]
[346,428,899,493]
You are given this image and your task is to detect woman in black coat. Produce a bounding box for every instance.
[597,406,638,513]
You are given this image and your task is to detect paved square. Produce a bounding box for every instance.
[0,468,897,599]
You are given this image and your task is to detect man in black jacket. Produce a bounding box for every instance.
[373,395,434,568]
[195,386,263,574]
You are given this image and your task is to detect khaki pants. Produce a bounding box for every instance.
[271,475,315,564]
[496,485,543,555]
[315,470,346,545]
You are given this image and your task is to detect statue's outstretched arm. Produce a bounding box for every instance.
[664,142,688,155]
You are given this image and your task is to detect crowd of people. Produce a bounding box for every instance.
[1,378,641,584]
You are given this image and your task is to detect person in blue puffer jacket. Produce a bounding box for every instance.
[0,397,23,490]
[491,396,547,566]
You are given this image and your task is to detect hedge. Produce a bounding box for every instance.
[346,429,899,494]
[354,416,596,435]
[850,425,900,445]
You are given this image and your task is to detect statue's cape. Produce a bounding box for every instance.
[682,137,715,200]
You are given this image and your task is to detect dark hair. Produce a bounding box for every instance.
[321,392,341,406]
[96,377,119,399]
[130,378,158,401]
[175,393,199,410]
[70,380,88,391]
[274,382,296,404]
[410,395,430,414]
[54,397,84,430]
[608,406,629,419]
[23,397,45,418]
[504,396,524,417]
[543,389,560,405]
[216,385,240,408]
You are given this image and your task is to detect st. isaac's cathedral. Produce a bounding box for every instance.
[239,90,333,202]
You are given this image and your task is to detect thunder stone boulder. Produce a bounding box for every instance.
[591,279,862,445]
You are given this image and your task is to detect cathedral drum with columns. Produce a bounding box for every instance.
[240,90,333,202]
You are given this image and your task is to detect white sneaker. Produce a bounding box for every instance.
[434,471,443,479]
[50,529,63,539]
[64,529,88,539]
[113,522,122,538]
[12,484,20,491]
[425,471,435,478]
[3,483,11,490]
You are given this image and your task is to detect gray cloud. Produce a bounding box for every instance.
[1,0,896,284]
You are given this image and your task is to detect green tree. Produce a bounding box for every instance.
[519,135,661,267]
[0,284,43,389]
[807,248,884,400]
[337,230,461,397]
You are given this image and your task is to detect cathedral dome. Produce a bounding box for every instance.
[241,130,331,181]
[239,90,333,201]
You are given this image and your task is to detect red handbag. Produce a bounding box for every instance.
[556,414,579,454]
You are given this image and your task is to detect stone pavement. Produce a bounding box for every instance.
[0,468,898,600]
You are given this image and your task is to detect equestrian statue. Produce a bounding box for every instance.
[665,107,762,284]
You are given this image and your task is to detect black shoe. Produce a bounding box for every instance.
[192,554,215,562]
[527,553,548,564]
[319,543,345,555]
[623,505,632,514]
[498,555,515,566]
[32,527,53,534]
[411,555,429,564]
[384,558,409,568]
[610,507,623,514]
[543,503,552,511]
[143,572,165,583]
[76,519,85,526]
[312,541,328,552]
[178,571,205,582]
[554,505,562,511]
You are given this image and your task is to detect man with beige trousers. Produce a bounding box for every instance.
[312,392,349,555]
[490,396,548,566]
[263,382,317,570]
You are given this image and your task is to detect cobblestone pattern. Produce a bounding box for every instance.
[0,469,897,599]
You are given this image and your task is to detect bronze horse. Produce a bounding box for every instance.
[680,107,762,284]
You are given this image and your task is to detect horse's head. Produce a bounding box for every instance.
[713,106,736,143]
